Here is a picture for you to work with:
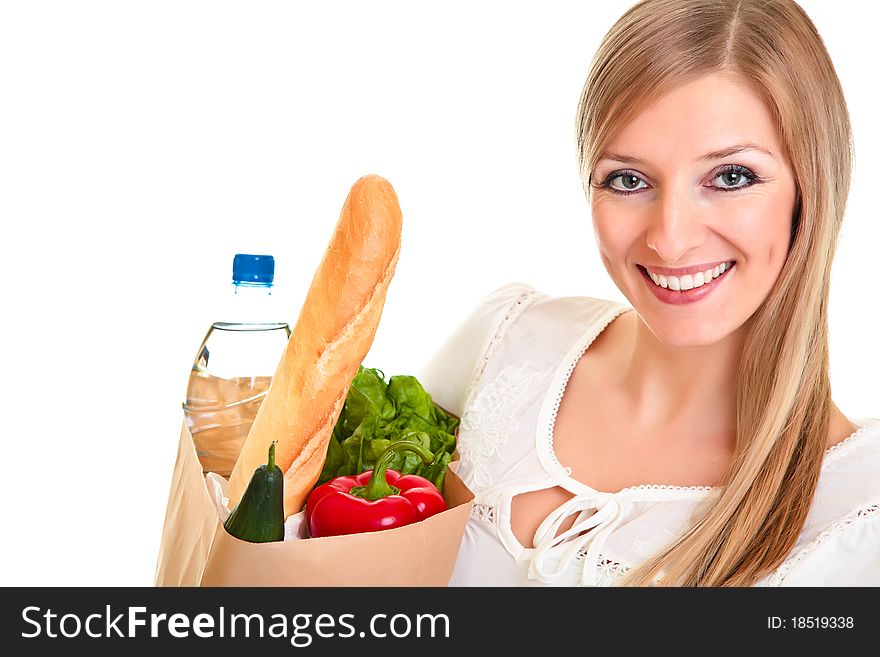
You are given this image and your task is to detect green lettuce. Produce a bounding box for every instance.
[317,366,460,491]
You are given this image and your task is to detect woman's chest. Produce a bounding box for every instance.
[507,356,732,548]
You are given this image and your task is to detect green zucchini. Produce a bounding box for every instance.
[223,441,284,543]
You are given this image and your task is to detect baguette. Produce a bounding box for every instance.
[226,174,403,518]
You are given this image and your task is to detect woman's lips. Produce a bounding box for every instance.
[638,262,735,305]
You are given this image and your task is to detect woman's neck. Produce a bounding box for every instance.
[611,312,745,441]
[600,311,855,453]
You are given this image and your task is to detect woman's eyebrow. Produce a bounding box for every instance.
[598,143,776,164]
[699,143,775,161]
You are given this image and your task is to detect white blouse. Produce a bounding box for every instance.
[417,282,880,586]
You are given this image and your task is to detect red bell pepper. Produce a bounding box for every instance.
[306,441,448,538]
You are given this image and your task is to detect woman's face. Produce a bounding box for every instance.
[590,72,798,348]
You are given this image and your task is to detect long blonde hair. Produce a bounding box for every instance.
[575,0,853,586]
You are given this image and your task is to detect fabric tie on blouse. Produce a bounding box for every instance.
[527,493,624,586]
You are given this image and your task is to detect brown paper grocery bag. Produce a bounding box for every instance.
[154,421,474,587]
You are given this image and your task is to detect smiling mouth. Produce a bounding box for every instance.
[637,261,736,291]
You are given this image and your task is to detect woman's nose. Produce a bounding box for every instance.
[644,185,705,263]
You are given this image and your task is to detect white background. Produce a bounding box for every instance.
[1,1,876,586]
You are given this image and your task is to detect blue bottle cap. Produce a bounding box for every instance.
[232,254,275,285]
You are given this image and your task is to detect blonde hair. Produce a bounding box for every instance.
[575,0,853,586]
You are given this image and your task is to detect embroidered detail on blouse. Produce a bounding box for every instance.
[765,503,880,586]
[464,287,540,409]
[467,496,631,585]
[630,539,655,558]
[469,503,497,525]
[576,553,631,582]
[459,361,542,489]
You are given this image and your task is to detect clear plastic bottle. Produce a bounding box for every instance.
[183,253,291,477]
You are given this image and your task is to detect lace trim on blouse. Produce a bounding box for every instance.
[468,499,880,586]
[578,553,631,582]
[765,502,880,586]
[544,325,877,494]
[616,483,717,493]
[570,420,876,495]
[471,501,632,583]
[538,307,717,496]
[463,286,540,410]
[579,502,880,585]
[457,288,880,585]
[542,310,626,476]
[821,417,880,468]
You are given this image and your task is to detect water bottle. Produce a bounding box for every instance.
[183,253,291,477]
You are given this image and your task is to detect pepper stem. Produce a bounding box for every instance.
[350,441,436,501]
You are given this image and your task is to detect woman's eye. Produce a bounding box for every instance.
[711,166,757,191]
[599,165,759,196]
[607,173,648,193]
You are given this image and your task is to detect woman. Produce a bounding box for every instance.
[418,0,879,586]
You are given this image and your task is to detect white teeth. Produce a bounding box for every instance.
[646,261,734,292]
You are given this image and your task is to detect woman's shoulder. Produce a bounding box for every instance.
[810,416,880,527]
[818,416,880,499]
[416,282,539,418]
[816,415,880,498]
[763,417,880,585]
[416,281,628,418]
[467,280,630,310]
[455,282,632,379]
[469,281,632,334]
